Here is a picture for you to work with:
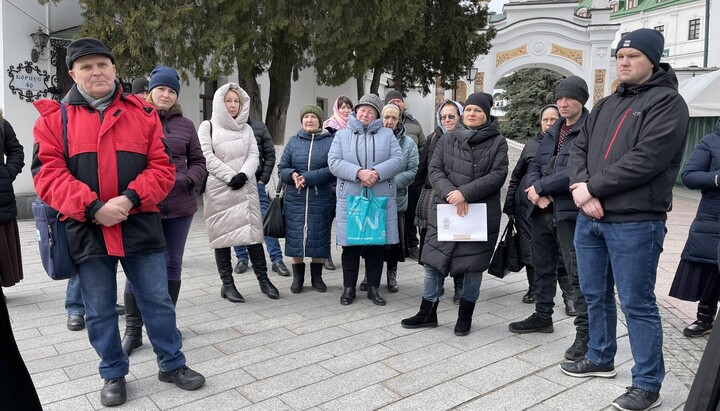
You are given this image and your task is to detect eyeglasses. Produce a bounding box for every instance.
[440,114,456,120]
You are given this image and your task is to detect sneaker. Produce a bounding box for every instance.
[611,387,661,411]
[272,261,291,277]
[560,358,617,378]
[100,377,127,406]
[407,247,420,261]
[508,313,554,334]
[565,332,589,361]
[234,260,248,274]
[158,365,206,390]
[683,320,712,338]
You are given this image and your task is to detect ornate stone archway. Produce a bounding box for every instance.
[472,0,620,108]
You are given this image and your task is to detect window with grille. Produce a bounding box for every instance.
[688,18,701,40]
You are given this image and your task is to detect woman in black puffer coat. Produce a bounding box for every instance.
[278,105,335,294]
[402,93,508,336]
[0,109,24,288]
[670,118,720,338]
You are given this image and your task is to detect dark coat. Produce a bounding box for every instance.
[278,129,334,258]
[568,64,689,222]
[526,110,588,223]
[414,126,443,191]
[685,307,720,410]
[420,119,509,276]
[680,120,720,264]
[503,132,541,265]
[0,116,24,222]
[157,108,206,219]
[248,118,276,183]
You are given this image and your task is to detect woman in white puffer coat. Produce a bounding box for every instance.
[199,82,279,303]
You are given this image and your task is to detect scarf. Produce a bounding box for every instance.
[323,96,350,131]
[77,83,117,113]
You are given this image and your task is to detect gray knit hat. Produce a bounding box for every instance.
[555,76,589,105]
[356,94,383,117]
[300,104,325,124]
[384,90,404,104]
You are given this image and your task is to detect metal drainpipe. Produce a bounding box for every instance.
[704,0,710,67]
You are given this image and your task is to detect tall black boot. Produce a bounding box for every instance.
[248,244,279,299]
[558,273,576,316]
[401,299,438,328]
[291,263,305,294]
[523,265,535,303]
[453,274,463,305]
[121,292,143,355]
[168,281,181,306]
[310,262,327,292]
[216,248,244,303]
[454,299,476,336]
[684,302,717,337]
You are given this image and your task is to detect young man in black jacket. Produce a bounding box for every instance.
[563,29,689,411]
[233,118,290,276]
[509,76,590,364]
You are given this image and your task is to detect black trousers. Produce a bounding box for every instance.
[531,213,588,333]
[342,245,384,288]
[405,187,420,249]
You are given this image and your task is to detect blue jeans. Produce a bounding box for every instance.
[76,252,185,379]
[65,275,85,316]
[422,265,483,303]
[574,215,665,393]
[234,183,283,264]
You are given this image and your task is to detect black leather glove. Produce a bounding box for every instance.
[228,173,248,190]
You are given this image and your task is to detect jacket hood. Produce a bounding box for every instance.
[616,63,679,97]
[452,117,502,146]
[297,128,332,141]
[435,100,465,134]
[348,114,383,134]
[211,82,250,130]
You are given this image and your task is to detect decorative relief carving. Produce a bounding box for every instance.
[596,47,608,59]
[593,69,606,104]
[455,81,468,103]
[532,42,547,56]
[474,72,485,93]
[550,43,584,67]
[611,79,619,94]
[495,45,528,68]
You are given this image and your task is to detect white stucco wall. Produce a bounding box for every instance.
[709,0,720,67]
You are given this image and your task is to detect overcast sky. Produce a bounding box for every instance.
[489,0,510,13]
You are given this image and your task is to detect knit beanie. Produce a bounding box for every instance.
[356,94,384,117]
[616,28,665,68]
[300,104,325,124]
[131,78,149,94]
[65,38,115,69]
[554,76,589,105]
[464,92,493,119]
[148,65,181,95]
[384,90,404,104]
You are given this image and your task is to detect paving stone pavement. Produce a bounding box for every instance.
[4,142,707,410]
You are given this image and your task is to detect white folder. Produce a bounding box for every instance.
[436,204,488,242]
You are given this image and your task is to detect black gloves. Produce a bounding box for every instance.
[228,173,248,190]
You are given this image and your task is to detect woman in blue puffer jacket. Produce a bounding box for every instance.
[278,105,335,294]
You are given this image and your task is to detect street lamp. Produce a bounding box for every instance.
[30,28,50,63]
[466,67,478,82]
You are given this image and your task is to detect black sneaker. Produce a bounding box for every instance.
[158,365,206,390]
[565,332,589,361]
[611,387,661,411]
[683,320,712,338]
[560,358,617,378]
[234,260,248,274]
[272,261,291,277]
[100,377,127,406]
[508,313,554,334]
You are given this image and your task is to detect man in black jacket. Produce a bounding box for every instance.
[233,118,290,276]
[563,29,689,411]
[509,77,590,365]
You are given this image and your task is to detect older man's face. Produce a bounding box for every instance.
[69,55,116,99]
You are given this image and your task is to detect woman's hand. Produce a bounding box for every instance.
[292,172,306,189]
[455,201,469,217]
[446,190,465,205]
[358,169,379,187]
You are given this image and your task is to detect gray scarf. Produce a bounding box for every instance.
[77,82,117,112]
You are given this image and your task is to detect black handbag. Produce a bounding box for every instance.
[263,183,286,238]
[488,219,525,278]
[194,121,212,195]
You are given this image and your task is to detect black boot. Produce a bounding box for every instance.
[558,274,576,316]
[323,256,336,271]
[367,286,386,306]
[359,276,368,291]
[523,266,535,304]
[401,299,438,328]
[453,275,463,305]
[291,263,305,294]
[310,262,327,292]
[684,303,717,338]
[454,299,476,336]
[121,292,143,355]
[168,281,181,306]
[340,287,356,305]
[216,248,244,303]
[387,267,398,293]
[248,245,279,299]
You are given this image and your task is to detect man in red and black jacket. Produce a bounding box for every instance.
[32,38,205,407]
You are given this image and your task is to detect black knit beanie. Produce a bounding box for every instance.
[555,76,589,105]
[384,90,404,104]
[616,28,665,68]
[464,92,493,119]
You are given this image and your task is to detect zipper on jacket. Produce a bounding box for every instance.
[604,108,633,160]
[302,134,316,258]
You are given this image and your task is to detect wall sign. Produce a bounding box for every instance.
[7,61,58,102]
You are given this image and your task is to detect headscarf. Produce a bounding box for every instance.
[323,95,352,131]
[435,99,464,134]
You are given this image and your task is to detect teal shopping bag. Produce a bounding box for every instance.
[346,187,388,245]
